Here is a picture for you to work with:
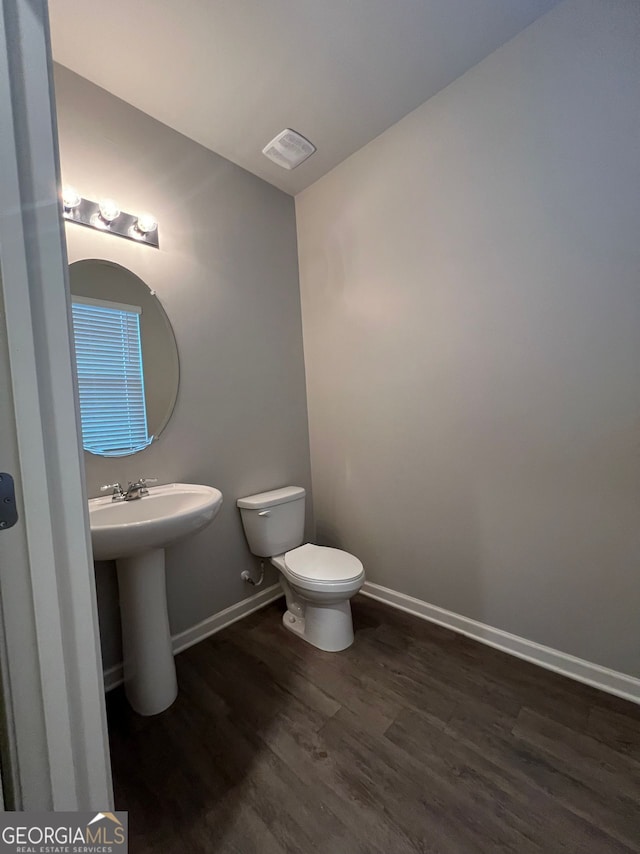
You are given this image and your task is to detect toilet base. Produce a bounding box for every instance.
[282,600,354,652]
[282,609,306,640]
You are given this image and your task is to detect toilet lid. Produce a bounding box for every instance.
[284,543,363,582]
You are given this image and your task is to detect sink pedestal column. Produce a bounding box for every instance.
[116,548,177,716]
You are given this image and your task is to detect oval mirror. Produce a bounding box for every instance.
[69,259,179,457]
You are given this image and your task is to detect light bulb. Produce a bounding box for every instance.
[62,186,81,209]
[98,198,121,222]
[135,213,157,234]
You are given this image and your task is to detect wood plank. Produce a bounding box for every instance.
[387,704,637,854]
[442,702,639,851]
[513,707,640,803]
[324,705,543,854]
[587,705,640,762]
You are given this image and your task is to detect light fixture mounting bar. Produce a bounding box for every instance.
[62,196,159,249]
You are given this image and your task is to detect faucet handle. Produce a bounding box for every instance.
[100,483,124,501]
[138,477,157,486]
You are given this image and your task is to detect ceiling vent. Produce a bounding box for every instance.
[262,129,316,170]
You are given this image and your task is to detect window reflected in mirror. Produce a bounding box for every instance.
[71,296,152,456]
[69,259,179,457]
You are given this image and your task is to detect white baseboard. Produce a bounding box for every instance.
[360,581,640,706]
[103,583,283,692]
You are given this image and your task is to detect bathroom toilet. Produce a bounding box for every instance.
[237,486,364,651]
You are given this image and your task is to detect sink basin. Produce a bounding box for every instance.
[88,482,223,716]
[89,482,223,560]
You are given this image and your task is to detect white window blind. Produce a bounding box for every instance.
[71,296,152,456]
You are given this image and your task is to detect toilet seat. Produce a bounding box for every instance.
[270,543,365,650]
[284,543,363,584]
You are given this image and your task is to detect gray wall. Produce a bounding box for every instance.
[296,0,640,677]
[54,66,312,669]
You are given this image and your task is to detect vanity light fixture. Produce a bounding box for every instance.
[61,188,159,248]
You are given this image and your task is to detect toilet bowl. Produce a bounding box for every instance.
[272,543,364,651]
[237,487,364,651]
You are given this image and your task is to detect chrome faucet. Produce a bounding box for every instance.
[99,478,157,502]
[123,477,157,501]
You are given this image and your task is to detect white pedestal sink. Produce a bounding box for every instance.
[89,483,223,715]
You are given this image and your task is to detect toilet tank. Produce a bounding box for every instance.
[237,486,305,557]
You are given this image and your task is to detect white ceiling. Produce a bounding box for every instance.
[49,0,562,196]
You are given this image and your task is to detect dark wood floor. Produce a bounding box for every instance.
[107,596,640,854]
